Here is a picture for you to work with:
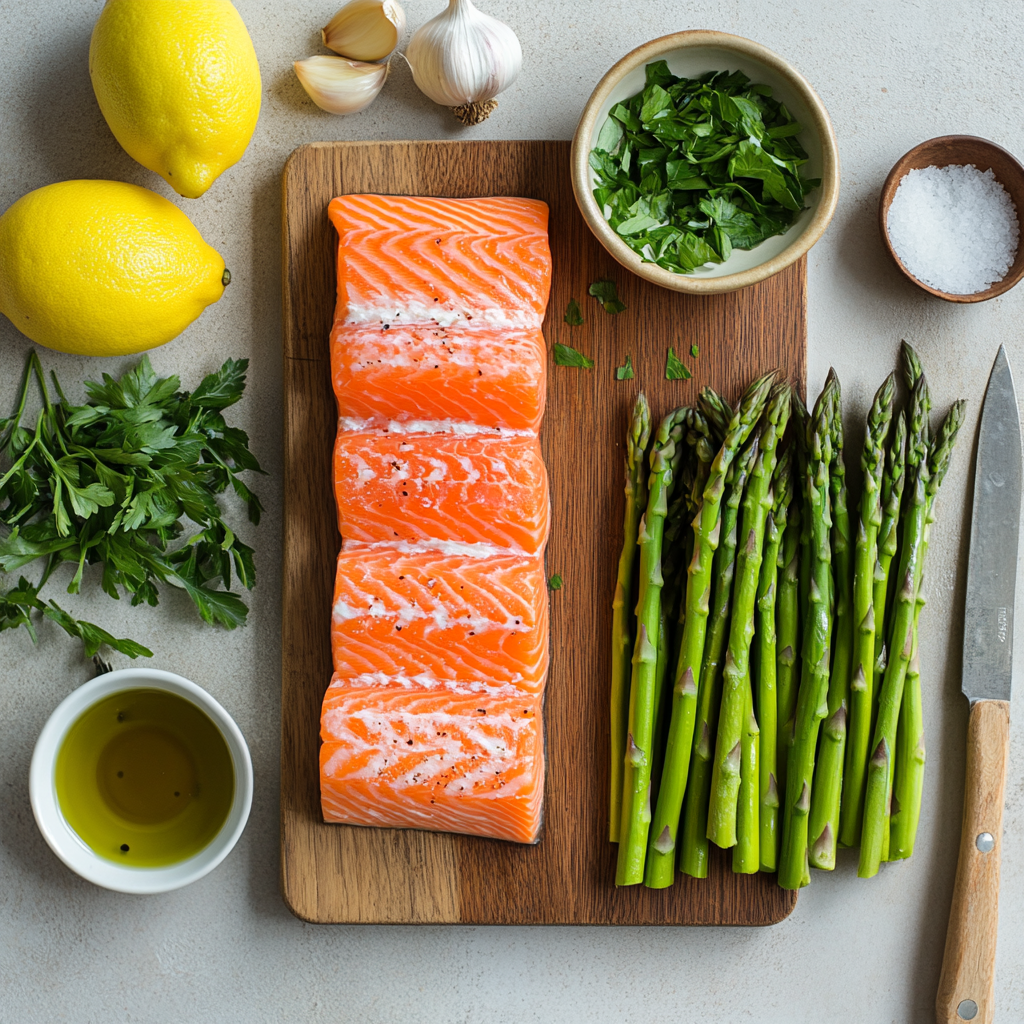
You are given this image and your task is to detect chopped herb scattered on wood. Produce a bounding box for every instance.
[564,299,584,326]
[0,351,264,658]
[588,279,626,314]
[589,62,821,275]
[665,347,692,380]
[616,356,635,380]
[691,344,700,358]
[553,343,595,369]
[548,574,563,590]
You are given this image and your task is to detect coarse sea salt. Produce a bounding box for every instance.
[886,163,1019,295]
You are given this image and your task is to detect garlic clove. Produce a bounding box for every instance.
[293,55,389,115]
[405,0,522,120]
[322,0,406,62]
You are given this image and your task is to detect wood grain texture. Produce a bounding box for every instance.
[281,140,803,925]
[937,699,1010,1024]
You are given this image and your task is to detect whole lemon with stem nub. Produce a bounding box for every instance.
[0,180,228,357]
[89,0,262,199]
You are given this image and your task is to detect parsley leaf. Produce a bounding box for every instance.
[563,299,584,326]
[0,350,264,660]
[548,574,563,590]
[553,344,595,369]
[665,347,692,381]
[588,65,820,276]
[588,279,626,314]
[616,356,635,380]
[691,344,700,357]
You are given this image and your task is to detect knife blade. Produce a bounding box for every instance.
[962,344,1022,702]
[938,345,1021,1024]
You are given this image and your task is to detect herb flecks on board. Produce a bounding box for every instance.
[589,62,821,275]
[616,356,635,380]
[564,299,585,326]
[548,574,563,590]
[665,347,692,380]
[553,343,595,369]
[0,351,264,658]
[589,279,626,314]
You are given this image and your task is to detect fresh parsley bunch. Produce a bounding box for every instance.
[589,62,821,274]
[0,352,264,658]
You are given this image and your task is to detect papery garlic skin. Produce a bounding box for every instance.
[406,0,522,108]
[294,55,389,114]
[322,0,406,62]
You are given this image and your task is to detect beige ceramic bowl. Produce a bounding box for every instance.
[571,30,840,294]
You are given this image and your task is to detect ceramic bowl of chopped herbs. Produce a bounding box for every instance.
[571,30,840,294]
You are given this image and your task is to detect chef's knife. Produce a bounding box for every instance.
[937,345,1021,1024]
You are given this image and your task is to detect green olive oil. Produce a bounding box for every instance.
[55,689,234,867]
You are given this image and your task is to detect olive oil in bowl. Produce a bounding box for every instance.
[55,689,234,867]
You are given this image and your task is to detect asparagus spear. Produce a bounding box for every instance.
[646,374,775,886]
[708,384,792,848]
[674,423,764,880]
[775,444,802,807]
[778,377,837,889]
[871,411,907,730]
[616,408,687,884]
[858,374,931,878]
[733,676,760,873]
[808,372,853,869]
[609,395,651,842]
[888,398,966,860]
[698,387,734,444]
[758,450,793,871]
[838,374,895,848]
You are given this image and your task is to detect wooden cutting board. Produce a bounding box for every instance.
[281,140,803,925]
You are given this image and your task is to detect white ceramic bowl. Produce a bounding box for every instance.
[30,667,253,894]
[571,30,840,294]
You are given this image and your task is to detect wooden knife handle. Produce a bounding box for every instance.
[936,699,1010,1024]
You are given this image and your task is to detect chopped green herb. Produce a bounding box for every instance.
[553,343,595,369]
[665,347,692,381]
[588,63,820,276]
[615,355,635,380]
[588,279,626,314]
[691,344,700,358]
[563,298,584,326]
[548,574,563,590]
[0,351,264,659]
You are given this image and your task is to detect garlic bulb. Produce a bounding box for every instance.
[405,0,522,124]
[293,55,389,115]
[322,0,406,62]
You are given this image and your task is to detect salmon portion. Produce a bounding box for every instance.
[329,194,552,328]
[331,548,549,692]
[334,430,550,555]
[331,322,546,433]
[320,680,544,843]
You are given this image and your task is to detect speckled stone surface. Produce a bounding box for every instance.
[1,1,1023,1021]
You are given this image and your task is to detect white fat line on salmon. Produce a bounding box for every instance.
[341,302,542,330]
[338,416,537,437]
[341,539,520,559]
[327,672,526,697]
[333,593,530,634]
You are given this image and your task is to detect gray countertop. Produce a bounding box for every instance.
[1,1,1022,1020]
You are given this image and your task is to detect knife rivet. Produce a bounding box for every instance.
[976,832,995,853]
[957,998,979,1020]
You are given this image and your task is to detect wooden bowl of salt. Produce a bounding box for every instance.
[879,135,1024,303]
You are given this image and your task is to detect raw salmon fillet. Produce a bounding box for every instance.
[329,194,552,328]
[331,548,549,692]
[323,193,551,844]
[334,430,549,555]
[331,322,546,434]
[320,678,544,843]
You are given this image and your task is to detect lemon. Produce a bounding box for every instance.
[0,180,227,357]
[90,0,262,199]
